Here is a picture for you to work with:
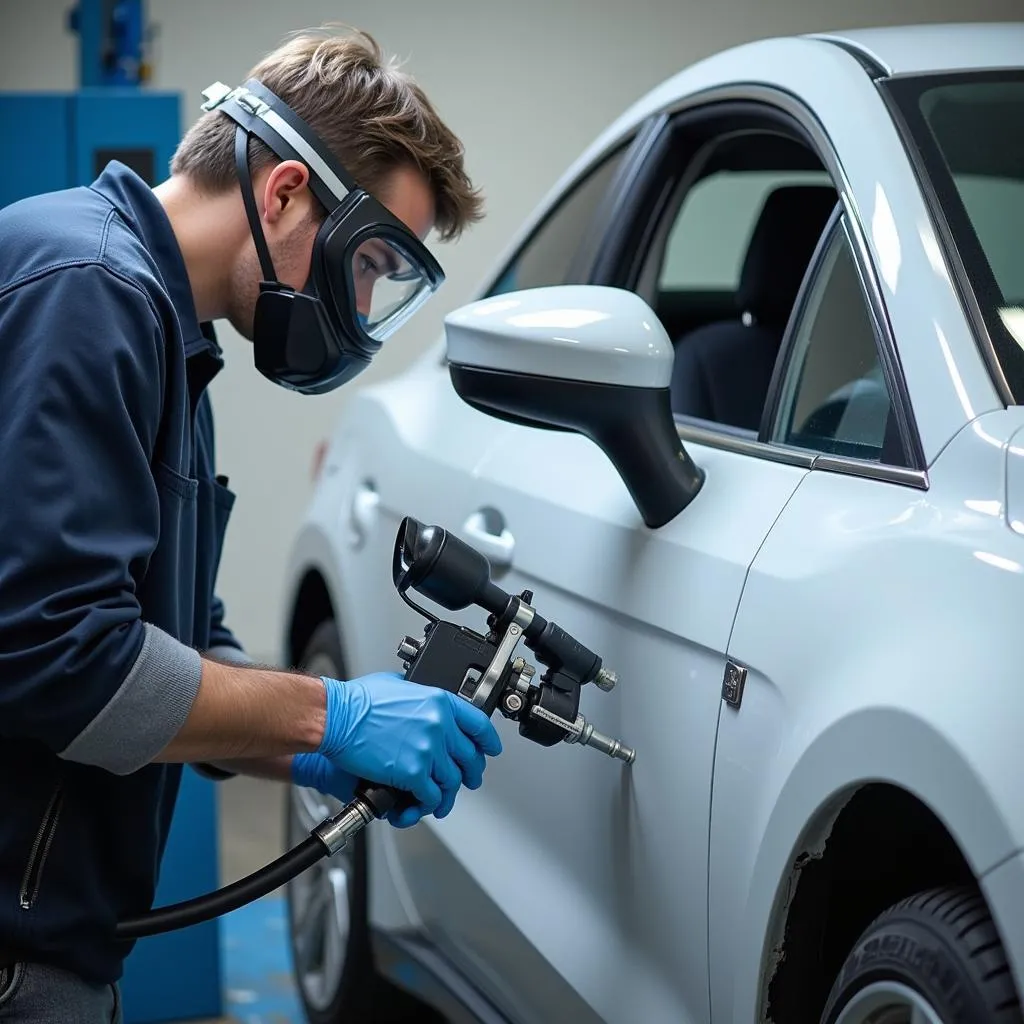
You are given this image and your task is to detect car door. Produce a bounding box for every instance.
[329,134,638,684]
[393,105,848,1024]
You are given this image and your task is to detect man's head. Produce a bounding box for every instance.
[168,27,483,342]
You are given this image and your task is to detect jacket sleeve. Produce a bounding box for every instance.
[0,262,202,775]
[208,595,247,657]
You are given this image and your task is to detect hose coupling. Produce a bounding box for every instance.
[312,798,376,856]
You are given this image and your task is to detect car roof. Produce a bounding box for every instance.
[808,22,1024,76]
[471,21,1024,300]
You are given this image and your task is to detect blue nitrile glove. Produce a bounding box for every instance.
[291,752,357,804]
[315,671,503,829]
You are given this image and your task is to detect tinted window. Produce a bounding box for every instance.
[486,146,627,297]
[884,72,1024,401]
[773,224,898,463]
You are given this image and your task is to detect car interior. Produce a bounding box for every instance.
[638,129,840,433]
[668,182,838,430]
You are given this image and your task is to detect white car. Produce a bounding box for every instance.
[278,22,1024,1024]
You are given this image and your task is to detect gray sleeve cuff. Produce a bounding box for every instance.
[59,622,202,776]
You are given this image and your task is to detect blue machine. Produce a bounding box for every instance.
[0,4,224,1022]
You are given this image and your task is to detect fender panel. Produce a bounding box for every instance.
[723,708,1016,1023]
[714,411,1024,1022]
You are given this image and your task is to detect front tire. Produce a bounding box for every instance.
[821,886,1023,1024]
[285,620,372,1023]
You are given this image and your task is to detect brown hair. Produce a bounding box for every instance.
[171,26,483,242]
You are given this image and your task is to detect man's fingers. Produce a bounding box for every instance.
[433,755,462,794]
[445,726,487,789]
[447,693,503,756]
[404,773,442,816]
[431,752,465,818]
[387,805,423,829]
[433,785,458,820]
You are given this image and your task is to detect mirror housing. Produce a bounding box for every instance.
[444,285,704,528]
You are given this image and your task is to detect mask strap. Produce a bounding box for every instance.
[234,127,279,285]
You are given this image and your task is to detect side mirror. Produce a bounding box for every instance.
[444,285,704,528]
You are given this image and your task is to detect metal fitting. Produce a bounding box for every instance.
[312,799,376,856]
[578,719,635,765]
[594,668,618,692]
[397,636,421,662]
[503,692,524,714]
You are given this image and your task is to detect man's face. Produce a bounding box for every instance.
[226,162,435,341]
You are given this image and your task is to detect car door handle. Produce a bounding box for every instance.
[347,480,379,548]
[462,508,515,569]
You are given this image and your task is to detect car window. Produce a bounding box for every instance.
[771,223,898,463]
[631,127,836,432]
[486,146,627,297]
[882,72,1024,403]
[659,169,831,290]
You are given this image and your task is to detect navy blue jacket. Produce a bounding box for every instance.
[0,162,245,984]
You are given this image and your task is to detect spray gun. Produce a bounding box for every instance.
[318,516,635,848]
[116,516,633,940]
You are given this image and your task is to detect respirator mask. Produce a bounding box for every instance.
[200,79,445,394]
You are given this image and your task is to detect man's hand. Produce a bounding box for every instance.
[316,672,502,828]
[155,663,502,828]
[290,753,357,804]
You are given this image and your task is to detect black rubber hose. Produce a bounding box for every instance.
[115,835,326,940]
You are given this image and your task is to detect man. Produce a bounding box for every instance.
[0,26,501,1021]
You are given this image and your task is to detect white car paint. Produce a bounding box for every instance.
[281,23,1024,1024]
[445,285,676,388]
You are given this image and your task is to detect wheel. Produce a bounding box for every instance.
[821,886,1024,1024]
[285,620,372,1023]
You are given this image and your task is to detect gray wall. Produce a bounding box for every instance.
[2,0,1020,660]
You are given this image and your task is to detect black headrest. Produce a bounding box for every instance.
[737,185,838,327]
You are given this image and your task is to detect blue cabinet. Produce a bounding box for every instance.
[0,88,181,204]
[119,769,224,1024]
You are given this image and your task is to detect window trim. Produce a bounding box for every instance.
[436,129,640,367]
[599,82,927,487]
[760,207,846,443]
[591,98,826,291]
[675,421,929,490]
[760,209,921,471]
[479,132,640,301]
[567,116,666,285]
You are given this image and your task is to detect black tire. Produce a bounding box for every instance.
[822,885,1023,1024]
[286,620,374,1024]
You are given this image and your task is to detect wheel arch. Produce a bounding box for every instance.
[727,706,1021,1024]
[280,523,348,669]
[762,781,976,1023]
[288,569,338,669]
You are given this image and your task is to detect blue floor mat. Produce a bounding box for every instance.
[221,894,305,1023]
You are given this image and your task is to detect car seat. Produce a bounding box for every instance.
[669,184,839,430]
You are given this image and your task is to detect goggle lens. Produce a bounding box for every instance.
[348,234,438,341]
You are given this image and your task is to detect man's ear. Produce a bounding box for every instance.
[260,160,312,226]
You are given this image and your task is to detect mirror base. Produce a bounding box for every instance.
[449,364,704,529]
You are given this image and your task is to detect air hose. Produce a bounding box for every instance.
[115,784,397,940]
